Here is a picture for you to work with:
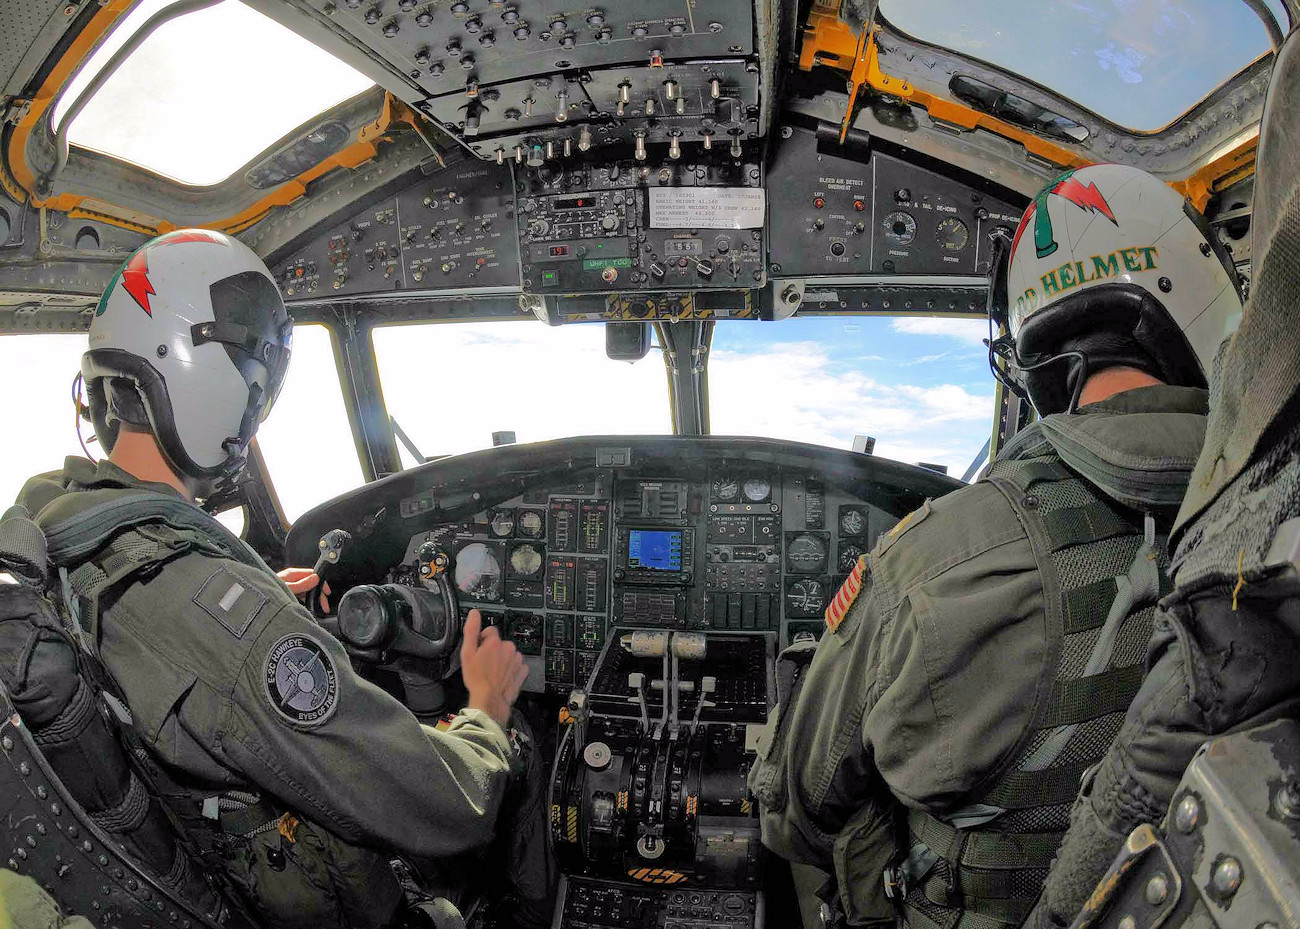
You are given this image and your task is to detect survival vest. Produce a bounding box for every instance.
[883,406,1202,929]
[0,489,270,926]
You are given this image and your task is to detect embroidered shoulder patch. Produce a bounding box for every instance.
[825,554,869,633]
[195,568,268,639]
[263,634,339,727]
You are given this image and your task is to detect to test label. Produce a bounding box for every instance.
[648,187,766,230]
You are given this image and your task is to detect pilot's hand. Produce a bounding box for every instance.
[278,567,332,615]
[461,610,528,728]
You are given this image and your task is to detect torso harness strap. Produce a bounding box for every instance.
[887,453,1174,929]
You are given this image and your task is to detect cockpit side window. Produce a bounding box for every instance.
[255,324,362,523]
[0,333,92,507]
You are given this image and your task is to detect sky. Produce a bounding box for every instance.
[0,317,995,524]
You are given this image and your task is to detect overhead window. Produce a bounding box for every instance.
[53,0,374,186]
[877,0,1286,131]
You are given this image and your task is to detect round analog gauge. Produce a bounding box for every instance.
[785,578,827,617]
[884,211,917,246]
[838,543,865,574]
[489,510,515,538]
[839,508,867,537]
[786,534,828,573]
[518,510,545,539]
[454,543,503,601]
[711,477,740,502]
[742,477,772,502]
[937,217,970,251]
[509,543,544,578]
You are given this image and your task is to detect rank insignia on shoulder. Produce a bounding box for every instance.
[263,633,339,728]
[825,554,869,633]
[195,568,268,639]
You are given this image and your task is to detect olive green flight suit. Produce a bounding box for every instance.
[0,870,96,929]
[749,385,1208,927]
[16,458,514,926]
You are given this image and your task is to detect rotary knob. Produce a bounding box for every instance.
[584,741,612,770]
[601,213,619,232]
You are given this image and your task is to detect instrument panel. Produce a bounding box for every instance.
[288,437,961,696]
[264,123,1023,306]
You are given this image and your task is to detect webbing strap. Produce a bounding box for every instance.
[919,877,1038,924]
[909,810,1062,870]
[1062,579,1118,634]
[1042,505,1135,552]
[1009,460,1074,488]
[983,761,1093,809]
[1039,664,1145,728]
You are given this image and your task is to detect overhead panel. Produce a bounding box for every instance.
[248,0,761,164]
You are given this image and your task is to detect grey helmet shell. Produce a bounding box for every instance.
[83,229,292,491]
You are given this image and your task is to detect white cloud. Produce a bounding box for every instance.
[891,317,992,345]
[709,339,993,476]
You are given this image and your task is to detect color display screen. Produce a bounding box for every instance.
[627,529,684,572]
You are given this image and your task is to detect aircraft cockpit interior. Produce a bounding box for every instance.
[0,0,1291,926]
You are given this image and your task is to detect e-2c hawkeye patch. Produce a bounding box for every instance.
[263,634,339,727]
[825,554,869,634]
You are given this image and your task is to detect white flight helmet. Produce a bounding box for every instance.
[1004,163,1242,414]
[83,229,292,495]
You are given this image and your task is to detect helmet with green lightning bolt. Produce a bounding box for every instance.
[1002,164,1242,414]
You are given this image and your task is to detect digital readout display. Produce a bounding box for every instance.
[663,238,703,255]
[554,196,595,211]
[627,529,684,572]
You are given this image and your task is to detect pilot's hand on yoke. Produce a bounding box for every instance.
[278,567,332,614]
[461,609,528,728]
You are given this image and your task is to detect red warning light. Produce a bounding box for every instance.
[853,199,865,211]
[813,197,825,209]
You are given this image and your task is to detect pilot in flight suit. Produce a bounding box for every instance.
[11,229,533,928]
[1026,28,1300,929]
[748,164,1245,928]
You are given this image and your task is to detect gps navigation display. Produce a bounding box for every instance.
[627,529,684,573]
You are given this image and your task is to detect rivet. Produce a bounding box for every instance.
[1145,873,1169,905]
[1158,276,1173,293]
[15,848,27,860]
[1212,856,1242,895]
[19,761,30,775]
[58,864,71,878]
[6,858,16,870]
[1022,494,1040,509]
[98,854,108,866]
[1118,916,1136,929]
[50,802,61,815]
[2,736,12,751]
[26,835,36,847]
[101,885,110,896]
[36,786,47,799]
[68,825,79,837]
[92,902,101,910]
[36,823,46,835]
[113,867,124,879]
[156,344,168,357]
[128,878,138,891]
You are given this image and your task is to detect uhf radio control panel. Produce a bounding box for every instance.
[517,155,765,293]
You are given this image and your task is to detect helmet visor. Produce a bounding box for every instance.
[199,270,293,426]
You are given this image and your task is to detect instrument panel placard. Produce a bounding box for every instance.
[648,188,766,229]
